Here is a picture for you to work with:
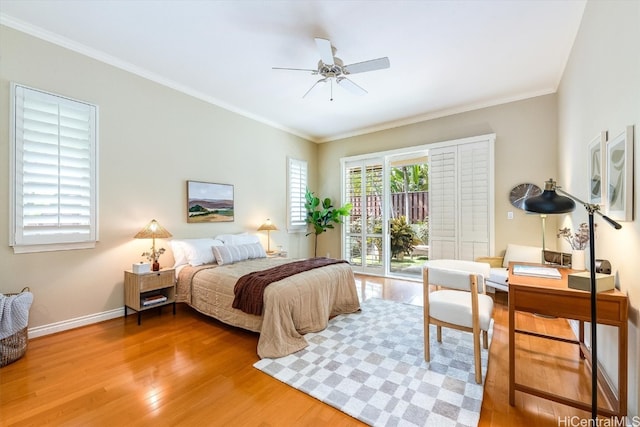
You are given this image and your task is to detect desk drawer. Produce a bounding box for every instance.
[511,286,628,324]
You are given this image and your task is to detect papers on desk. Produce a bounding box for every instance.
[512,264,562,279]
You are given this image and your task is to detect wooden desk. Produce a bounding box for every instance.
[508,262,628,417]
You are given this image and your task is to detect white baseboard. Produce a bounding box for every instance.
[28,307,124,339]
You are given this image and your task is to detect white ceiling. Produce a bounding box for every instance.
[0,0,586,143]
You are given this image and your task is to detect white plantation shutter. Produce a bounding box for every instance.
[287,157,307,232]
[11,84,98,252]
[429,146,457,259]
[459,141,490,260]
[429,136,494,261]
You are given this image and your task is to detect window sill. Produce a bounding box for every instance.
[12,241,97,254]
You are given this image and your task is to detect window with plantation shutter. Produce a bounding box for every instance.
[10,83,98,253]
[287,157,307,232]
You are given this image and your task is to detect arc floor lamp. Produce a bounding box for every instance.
[523,178,622,421]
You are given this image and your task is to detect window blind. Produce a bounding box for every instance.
[287,157,307,232]
[12,84,98,252]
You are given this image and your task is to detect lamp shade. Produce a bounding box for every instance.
[134,219,172,239]
[523,179,576,214]
[258,219,278,232]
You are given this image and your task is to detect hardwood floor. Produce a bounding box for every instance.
[1,274,595,426]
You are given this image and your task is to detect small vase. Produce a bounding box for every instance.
[152,260,160,271]
[571,249,586,271]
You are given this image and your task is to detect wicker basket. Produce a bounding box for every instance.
[0,287,31,368]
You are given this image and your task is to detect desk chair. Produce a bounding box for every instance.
[423,260,493,384]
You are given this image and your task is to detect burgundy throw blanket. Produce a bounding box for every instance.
[232,257,348,315]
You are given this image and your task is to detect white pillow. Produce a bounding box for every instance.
[212,243,266,265]
[245,242,267,259]
[213,234,236,244]
[233,234,260,245]
[170,240,188,268]
[214,233,259,245]
[171,238,224,267]
[214,233,244,244]
[212,245,238,265]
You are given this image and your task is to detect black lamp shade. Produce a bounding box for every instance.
[523,190,576,214]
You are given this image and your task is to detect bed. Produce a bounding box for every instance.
[172,236,360,358]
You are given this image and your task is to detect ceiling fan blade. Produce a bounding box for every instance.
[272,66,317,73]
[336,77,367,95]
[314,37,334,66]
[302,78,328,98]
[343,57,390,74]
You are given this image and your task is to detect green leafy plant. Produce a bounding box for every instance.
[390,216,421,259]
[305,188,352,257]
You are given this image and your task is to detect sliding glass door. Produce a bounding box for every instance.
[342,134,494,280]
[343,159,385,276]
[343,152,429,278]
[387,154,430,278]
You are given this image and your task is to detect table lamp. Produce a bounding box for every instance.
[134,219,172,271]
[258,219,278,254]
[523,178,621,421]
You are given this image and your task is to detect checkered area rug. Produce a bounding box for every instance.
[254,298,493,427]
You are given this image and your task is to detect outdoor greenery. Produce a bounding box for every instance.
[391,256,429,269]
[390,216,421,259]
[390,164,428,193]
[411,218,429,245]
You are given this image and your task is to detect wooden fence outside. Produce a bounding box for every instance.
[350,191,429,223]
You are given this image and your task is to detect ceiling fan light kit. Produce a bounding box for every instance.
[273,37,390,101]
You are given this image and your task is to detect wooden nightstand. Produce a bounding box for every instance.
[124,269,176,325]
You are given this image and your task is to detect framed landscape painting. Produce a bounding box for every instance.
[187,181,234,223]
[606,126,634,221]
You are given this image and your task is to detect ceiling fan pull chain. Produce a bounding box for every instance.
[330,79,334,101]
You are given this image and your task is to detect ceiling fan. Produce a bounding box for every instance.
[273,37,390,101]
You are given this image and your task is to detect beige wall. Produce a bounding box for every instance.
[317,94,560,259]
[557,0,640,416]
[0,26,316,330]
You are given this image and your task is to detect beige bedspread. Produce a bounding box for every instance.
[176,257,360,358]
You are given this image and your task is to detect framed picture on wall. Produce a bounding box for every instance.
[187,180,234,223]
[606,125,634,221]
[588,131,607,204]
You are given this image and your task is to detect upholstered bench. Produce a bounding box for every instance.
[476,244,542,292]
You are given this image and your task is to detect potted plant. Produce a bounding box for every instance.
[305,188,352,257]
